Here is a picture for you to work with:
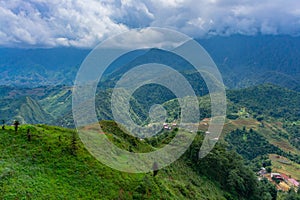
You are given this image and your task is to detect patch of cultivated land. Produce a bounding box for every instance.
[269,154,300,181]
[207,117,300,156]
[259,122,300,155]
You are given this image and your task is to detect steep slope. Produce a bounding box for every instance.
[0,124,230,199]
[227,84,300,121]
[38,86,73,120]
[0,96,52,124]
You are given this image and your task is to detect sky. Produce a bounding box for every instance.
[0,0,300,48]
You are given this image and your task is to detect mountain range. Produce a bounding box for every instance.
[0,35,299,91]
[0,35,300,199]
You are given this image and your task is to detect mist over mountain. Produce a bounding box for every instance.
[0,35,299,91]
[0,48,90,87]
[199,35,300,91]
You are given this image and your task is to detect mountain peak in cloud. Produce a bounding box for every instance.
[0,0,299,48]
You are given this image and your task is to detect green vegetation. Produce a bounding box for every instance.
[226,128,300,164]
[227,84,300,121]
[285,190,300,200]
[284,122,300,150]
[269,154,300,181]
[185,132,277,200]
[0,67,299,200]
[0,96,52,125]
[0,122,279,199]
[0,124,227,199]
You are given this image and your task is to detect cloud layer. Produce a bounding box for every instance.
[1,0,300,48]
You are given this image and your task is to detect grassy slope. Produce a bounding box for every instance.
[269,154,300,181]
[0,96,53,124]
[0,124,226,199]
[198,117,300,156]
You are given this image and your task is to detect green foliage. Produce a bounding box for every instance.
[0,122,278,199]
[258,178,277,200]
[284,189,300,200]
[184,134,276,200]
[0,124,229,199]
[226,128,300,164]
[227,84,300,121]
[0,96,53,125]
[284,123,300,150]
[226,128,284,160]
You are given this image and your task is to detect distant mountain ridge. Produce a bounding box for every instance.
[0,83,298,127]
[198,35,300,91]
[0,35,299,91]
[0,48,90,87]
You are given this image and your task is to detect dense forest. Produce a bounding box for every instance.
[226,128,300,164]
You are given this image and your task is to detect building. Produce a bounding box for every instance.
[258,167,267,176]
[271,173,284,181]
[288,178,299,188]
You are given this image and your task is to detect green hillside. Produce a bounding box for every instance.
[0,124,224,199]
[0,121,279,199]
[0,96,52,124]
[227,84,300,121]
[0,83,299,200]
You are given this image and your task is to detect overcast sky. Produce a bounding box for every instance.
[1,0,300,48]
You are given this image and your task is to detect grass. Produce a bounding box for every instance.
[269,154,300,181]
[0,123,226,199]
[259,122,300,155]
[208,117,300,157]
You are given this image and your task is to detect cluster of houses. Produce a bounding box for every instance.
[163,122,177,130]
[270,173,299,188]
[258,168,299,191]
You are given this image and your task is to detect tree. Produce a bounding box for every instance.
[71,131,77,156]
[27,129,31,141]
[152,162,159,177]
[256,115,264,121]
[13,120,20,133]
[259,178,277,200]
[285,189,300,200]
[2,120,4,129]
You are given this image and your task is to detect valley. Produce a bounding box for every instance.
[0,83,299,199]
[0,35,300,199]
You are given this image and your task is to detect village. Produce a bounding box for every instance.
[162,122,178,130]
[164,118,300,193]
[258,167,299,192]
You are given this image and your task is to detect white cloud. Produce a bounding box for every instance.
[100,27,189,49]
[0,0,300,48]
[0,0,128,47]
